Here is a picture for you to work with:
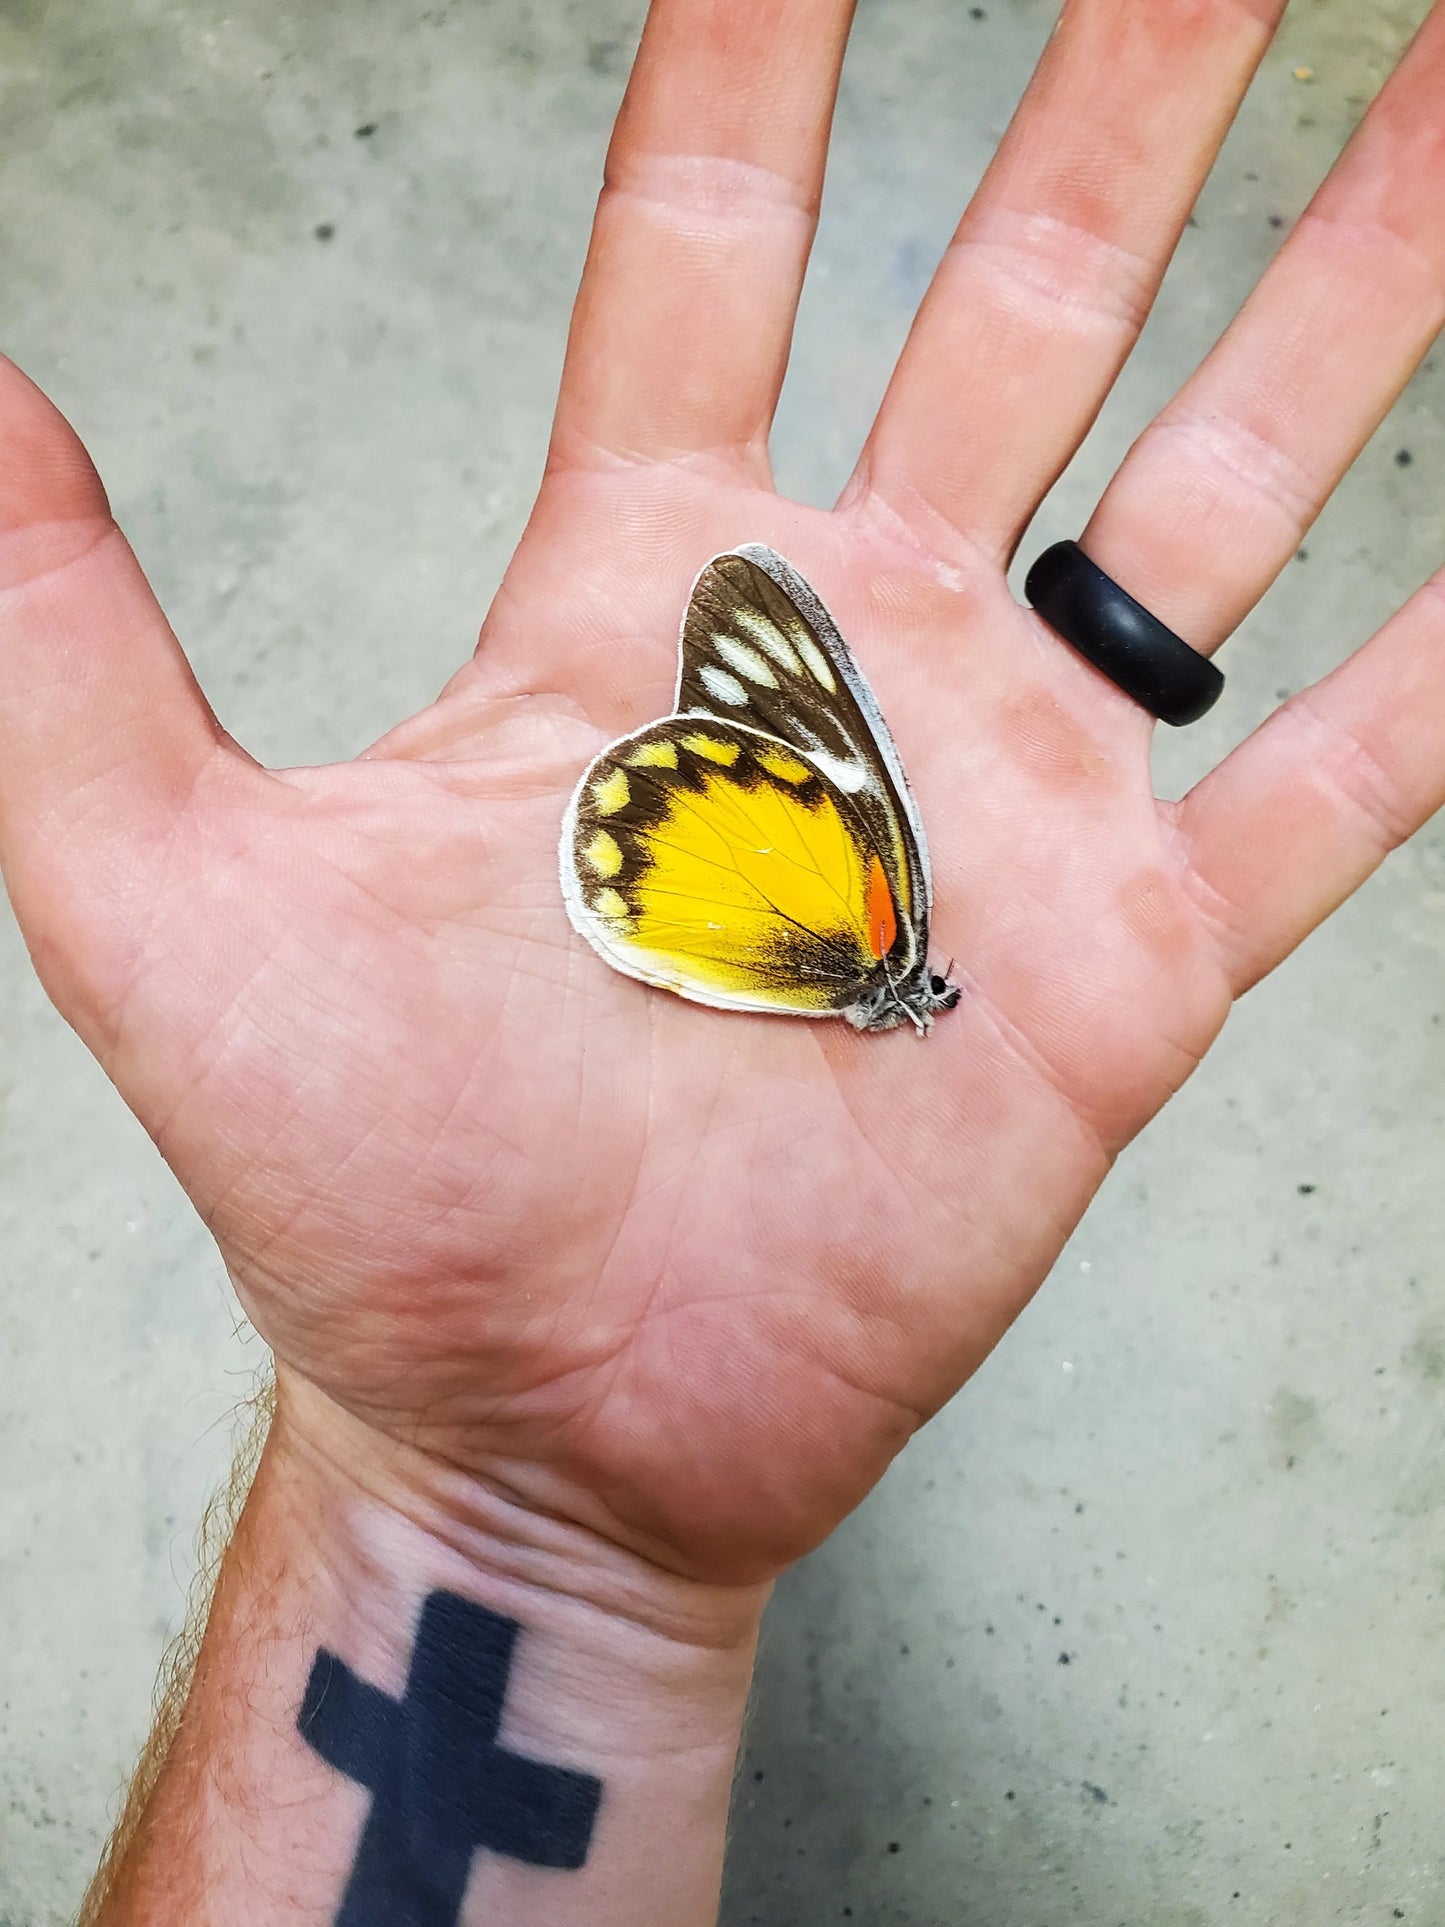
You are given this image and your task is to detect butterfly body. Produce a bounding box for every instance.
[559,546,959,1035]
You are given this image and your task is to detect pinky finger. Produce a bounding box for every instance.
[1178,572,1445,993]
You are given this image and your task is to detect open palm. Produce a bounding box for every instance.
[5,0,1445,1589]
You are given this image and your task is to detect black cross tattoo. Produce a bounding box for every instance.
[298,1591,603,1927]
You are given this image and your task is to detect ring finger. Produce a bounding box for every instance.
[1079,1,1445,658]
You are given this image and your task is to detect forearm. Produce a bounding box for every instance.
[90,1383,766,1926]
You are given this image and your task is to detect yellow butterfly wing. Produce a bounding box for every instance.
[561,719,900,1017]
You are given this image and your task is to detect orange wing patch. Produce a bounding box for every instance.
[865,855,897,962]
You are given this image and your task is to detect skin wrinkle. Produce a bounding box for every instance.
[279,1414,765,1652]
[1273,689,1422,856]
[637,1278,937,1439]
[145,926,384,1166]
[599,1052,732,1360]
[575,991,714,1372]
[812,1042,944,1228]
[1142,406,1322,545]
[100,865,277,1082]
[1164,798,1291,992]
[600,148,823,224]
[842,461,1006,581]
[943,210,1159,335]
[545,420,775,486]
[202,1028,468,1282]
[213,1057,407,1233]
[34,726,227,873]
[954,965,1127,1169]
[0,512,119,599]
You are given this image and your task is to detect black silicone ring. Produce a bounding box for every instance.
[1023,540,1224,727]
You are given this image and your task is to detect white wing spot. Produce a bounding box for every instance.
[732,607,801,674]
[700,664,750,707]
[807,746,870,794]
[714,635,779,688]
[791,626,837,692]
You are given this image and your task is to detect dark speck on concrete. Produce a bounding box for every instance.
[1058,1651,1071,1665]
[1296,546,1309,560]
[1083,1782,1109,1804]
[354,122,377,139]
[1396,449,1414,467]
[753,1769,765,1782]
[1005,1789,1015,1800]
[314,222,336,241]
[969,5,986,15]
[1298,1182,1316,1195]
[887,1841,901,1854]
[1268,214,1285,228]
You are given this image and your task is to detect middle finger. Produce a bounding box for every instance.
[847,0,1286,563]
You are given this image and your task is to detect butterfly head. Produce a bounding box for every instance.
[845,961,962,1035]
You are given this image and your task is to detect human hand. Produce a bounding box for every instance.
[5,0,1445,1608]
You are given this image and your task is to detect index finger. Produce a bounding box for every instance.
[549,0,855,474]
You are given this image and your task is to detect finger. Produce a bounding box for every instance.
[1082,1,1445,653]
[549,0,854,472]
[0,360,238,978]
[849,0,1284,561]
[1177,572,1445,994]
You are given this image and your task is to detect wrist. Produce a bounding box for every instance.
[266,1376,767,1923]
[98,1372,765,1925]
[268,1370,769,1749]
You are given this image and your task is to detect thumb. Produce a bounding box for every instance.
[0,355,253,1031]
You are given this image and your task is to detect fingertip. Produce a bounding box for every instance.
[0,355,111,537]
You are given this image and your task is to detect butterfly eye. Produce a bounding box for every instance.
[930,975,948,996]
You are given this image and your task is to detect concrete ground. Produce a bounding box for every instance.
[1,0,1441,1921]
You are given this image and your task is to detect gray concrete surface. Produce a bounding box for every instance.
[1,1,1442,1921]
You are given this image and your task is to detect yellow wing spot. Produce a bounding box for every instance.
[627,739,679,769]
[791,626,837,693]
[715,635,779,688]
[733,606,801,674]
[593,887,629,922]
[757,748,812,786]
[592,767,631,815]
[583,830,623,878]
[680,733,740,766]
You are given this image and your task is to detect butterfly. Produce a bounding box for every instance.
[559,544,960,1034]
